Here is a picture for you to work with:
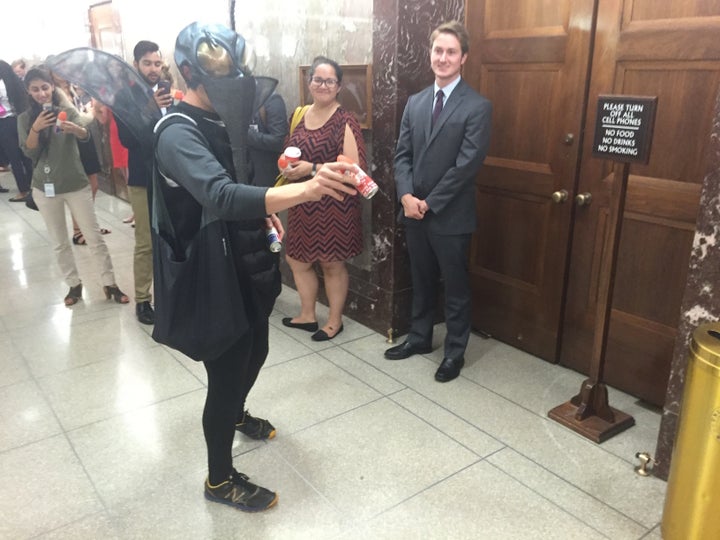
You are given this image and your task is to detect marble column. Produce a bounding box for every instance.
[365,0,465,338]
[654,89,720,480]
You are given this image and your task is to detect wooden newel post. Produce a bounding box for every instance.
[549,95,658,443]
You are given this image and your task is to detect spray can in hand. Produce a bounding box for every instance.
[55,111,67,133]
[337,154,379,199]
[266,226,282,253]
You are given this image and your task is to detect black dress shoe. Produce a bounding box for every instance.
[282,317,318,332]
[435,357,465,382]
[136,301,155,325]
[384,341,433,360]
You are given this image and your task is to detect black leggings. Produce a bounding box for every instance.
[202,320,269,485]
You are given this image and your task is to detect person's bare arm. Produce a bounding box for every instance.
[264,162,357,214]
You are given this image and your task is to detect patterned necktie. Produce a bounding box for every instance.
[432,89,444,126]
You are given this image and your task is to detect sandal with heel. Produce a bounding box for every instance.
[64,284,83,306]
[72,230,87,246]
[104,285,129,304]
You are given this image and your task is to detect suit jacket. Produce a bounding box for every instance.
[394,78,492,235]
[247,92,288,187]
[116,82,162,189]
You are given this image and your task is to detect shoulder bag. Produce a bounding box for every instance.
[150,113,249,362]
[274,105,310,187]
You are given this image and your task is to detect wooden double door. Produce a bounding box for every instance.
[465,0,720,406]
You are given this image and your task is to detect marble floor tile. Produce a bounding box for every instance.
[264,323,315,367]
[321,344,406,396]
[0,189,671,539]
[488,448,649,539]
[389,365,668,529]
[37,345,203,430]
[274,398,480,521]
[0,379,62,452]
[105,449,350,540]
[643,524,663,539]
[0,435,104,538]
[341,460,607,540]
[0,339,30,389]
[389,388,505,458]
[244,353,383,436]
[16,309,160,378]
[37,511,122,540]
[66,390,212,506]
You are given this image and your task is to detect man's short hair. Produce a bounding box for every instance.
[11,58,26,70]
[133,40,160,63]
[429,21,470,55]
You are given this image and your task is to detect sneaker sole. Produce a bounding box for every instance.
[204,489,279,512]
[235,426,277,440]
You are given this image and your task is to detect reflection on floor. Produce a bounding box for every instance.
[0,180,665,539]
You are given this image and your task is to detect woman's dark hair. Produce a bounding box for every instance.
[24,66,58,146]
[309,56,343,84]
[0,60,29,113]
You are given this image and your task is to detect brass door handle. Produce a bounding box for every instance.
[575,193,592,206]
[552,190,568,203]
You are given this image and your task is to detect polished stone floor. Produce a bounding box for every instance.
[0,176,666,539]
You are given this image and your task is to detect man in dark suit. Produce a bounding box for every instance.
[116,40,172,325]
[384,20,492,382]
[248,91,288,187]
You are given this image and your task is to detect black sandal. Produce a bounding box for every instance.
[72,231,86,245]
[103,285,129,304]
[64,284,83,306]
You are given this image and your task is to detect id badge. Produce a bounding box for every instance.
[44,183,56,197]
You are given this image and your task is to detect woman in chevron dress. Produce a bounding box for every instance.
[280,55,366,341]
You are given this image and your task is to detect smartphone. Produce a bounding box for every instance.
[157,80,171,95]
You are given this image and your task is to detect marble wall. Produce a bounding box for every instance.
[233,1,373,111]
[653,88,720,480]
[368,0,465,337]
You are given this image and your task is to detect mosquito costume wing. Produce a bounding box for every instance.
[47,48,161,147]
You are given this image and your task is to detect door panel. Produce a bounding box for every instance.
[559,1,720,406]
[464,0,720,407]
[465,0,596,359]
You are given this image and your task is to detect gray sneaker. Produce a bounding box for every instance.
[204,470,278,512]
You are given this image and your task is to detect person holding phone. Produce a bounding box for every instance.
[17,67,129,306]
[116,40,172,325]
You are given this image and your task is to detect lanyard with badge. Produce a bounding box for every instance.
[43,164,55,197]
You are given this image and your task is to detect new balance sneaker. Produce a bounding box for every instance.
[236,410,276,440]
[204,470,278,512]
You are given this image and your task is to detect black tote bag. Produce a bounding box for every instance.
[150,167,248,362]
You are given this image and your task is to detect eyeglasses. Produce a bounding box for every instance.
[310,76,339,88]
